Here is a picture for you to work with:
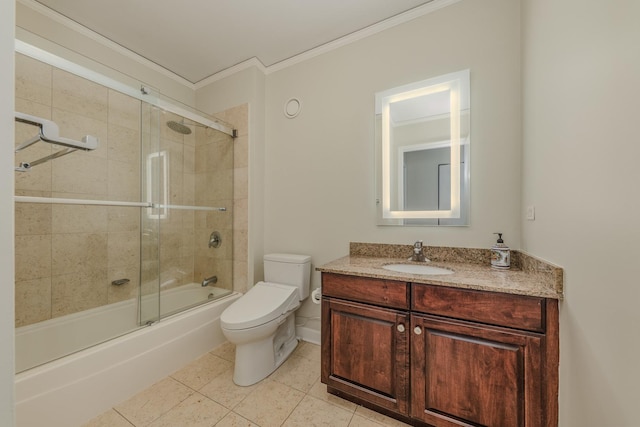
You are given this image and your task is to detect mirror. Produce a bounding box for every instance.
[375,70,470,226]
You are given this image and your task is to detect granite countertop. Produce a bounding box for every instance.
[316,243,564,300]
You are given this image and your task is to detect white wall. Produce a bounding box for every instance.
[521,1,640,425]
[264,0,521,318]
[0,0,16,424]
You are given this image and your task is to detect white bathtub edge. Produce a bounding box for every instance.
[15,292,241,427]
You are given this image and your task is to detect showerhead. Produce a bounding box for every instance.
[166,120,192,135]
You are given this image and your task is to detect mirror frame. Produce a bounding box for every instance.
[375,69,470,223]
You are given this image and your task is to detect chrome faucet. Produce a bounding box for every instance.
[409,240,427,262]
[201,275,218,287]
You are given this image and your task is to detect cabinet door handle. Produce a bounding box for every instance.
[397,324,405,333]
[414,326,422,335]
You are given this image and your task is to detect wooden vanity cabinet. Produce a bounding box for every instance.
[410,315,543,426]
[411,284,559,427]
[321,273,559,427]
[321,273,411,416]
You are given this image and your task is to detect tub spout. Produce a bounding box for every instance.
[201,276,218,287]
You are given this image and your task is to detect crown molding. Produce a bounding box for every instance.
[194,57,267,89]
[17,0,196,89]
[18,0,461,89]
[263,0,462,75]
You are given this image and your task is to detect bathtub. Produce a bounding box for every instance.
[15,285,240,427]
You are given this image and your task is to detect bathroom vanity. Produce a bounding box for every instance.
[318,243,562,427]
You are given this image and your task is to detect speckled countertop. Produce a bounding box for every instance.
[316,242,564,299]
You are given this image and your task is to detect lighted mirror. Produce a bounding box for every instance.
[375,70,470,226]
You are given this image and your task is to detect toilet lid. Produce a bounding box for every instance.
[221,281,299,330]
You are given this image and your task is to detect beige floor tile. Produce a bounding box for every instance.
[282,395,353,427]
[171,352,234,390]
[234,379,305,427]
[200,369,258,409]
[215,412,259,427]
[211,341,236,363]
[148,393,229,427]
[94,340,416,427]
[293,341,321,361]
[348,414,385,427]
[307,378,357,413]
[269,354,321,393]
[82,409,133,427]
[354,406,412,427]
[114,377,193,426]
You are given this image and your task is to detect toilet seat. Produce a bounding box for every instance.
[221,281,299,330]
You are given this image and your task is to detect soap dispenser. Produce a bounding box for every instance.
[491,233,511,269]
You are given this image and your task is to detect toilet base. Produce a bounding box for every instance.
[232,314,298,386]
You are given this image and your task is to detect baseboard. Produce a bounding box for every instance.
[295,317,321,345]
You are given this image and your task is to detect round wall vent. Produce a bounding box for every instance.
[284,98,302,118]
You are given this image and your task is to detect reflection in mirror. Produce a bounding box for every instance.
[375,70,470,226]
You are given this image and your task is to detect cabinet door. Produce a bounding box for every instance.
[322,298,409,414]
[411,314,543,427]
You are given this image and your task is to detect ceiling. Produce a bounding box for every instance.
[33,0,442,84]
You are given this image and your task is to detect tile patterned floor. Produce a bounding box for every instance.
[83,341,411,427]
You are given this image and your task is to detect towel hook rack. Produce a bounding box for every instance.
[14,111,99,172]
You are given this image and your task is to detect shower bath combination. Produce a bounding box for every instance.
[14,49,238,376]
[13,39,243,427]
[15,103,237,372]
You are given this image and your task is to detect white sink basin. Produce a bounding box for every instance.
[382,264,454,275]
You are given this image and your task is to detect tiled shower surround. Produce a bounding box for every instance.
[14,53,248,328]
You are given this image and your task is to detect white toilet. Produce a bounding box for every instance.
[220,253,311,386]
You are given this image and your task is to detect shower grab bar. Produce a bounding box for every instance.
[14,196,227,212]
[15,112,99,171]
[14,196,152,208]
[155,204,227,212]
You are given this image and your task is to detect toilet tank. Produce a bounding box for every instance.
[263,253,311,300]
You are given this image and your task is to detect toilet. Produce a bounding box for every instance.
[220,253,311,386]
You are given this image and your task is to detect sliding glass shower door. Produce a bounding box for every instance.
[14,49,235,373]
[139,104,234,324]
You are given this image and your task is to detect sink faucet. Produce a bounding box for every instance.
[201,275,218,287]
[410,240,427,262]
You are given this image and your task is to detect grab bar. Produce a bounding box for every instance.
[14,196,228,212]
[15,112,99,171]
[14,196,152,208]
[155,204,227,212]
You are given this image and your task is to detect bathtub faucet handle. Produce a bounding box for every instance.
[208,231,222,248]
[201,276,218,287]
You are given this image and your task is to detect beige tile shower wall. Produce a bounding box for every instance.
[213,104,248,294]
[14,53,141,327]
[193,123,235,290]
